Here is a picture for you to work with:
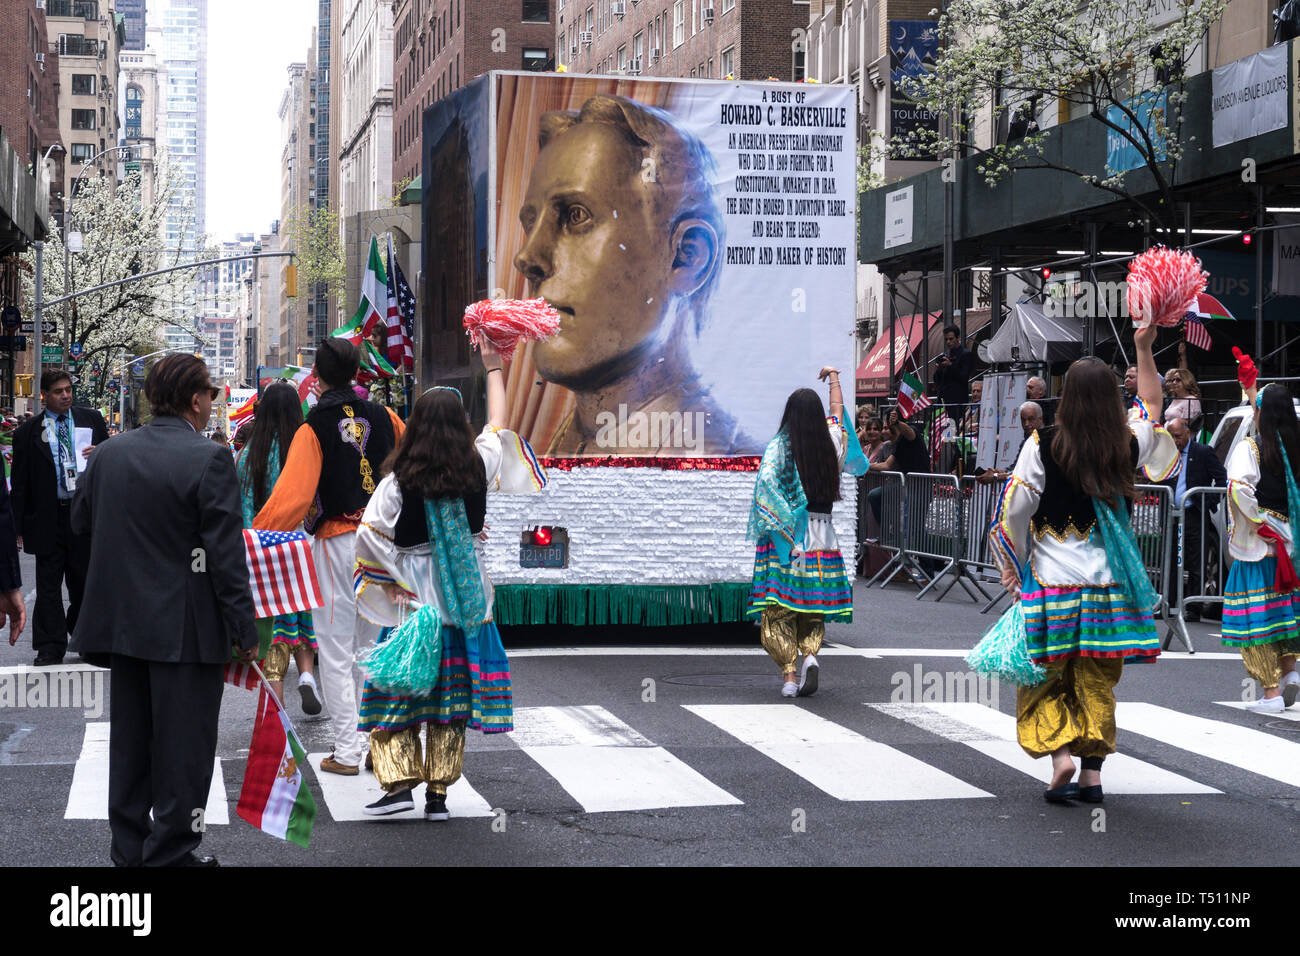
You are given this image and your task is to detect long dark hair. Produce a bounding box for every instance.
[242,383,303,510]
[384,388,486,498]
[779,388,840,504]
[1054,358,1134,506]
[1257,384,1300,481]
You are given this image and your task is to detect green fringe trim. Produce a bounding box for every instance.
[494,583,753,627]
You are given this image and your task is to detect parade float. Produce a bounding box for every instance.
[420,72,860,626]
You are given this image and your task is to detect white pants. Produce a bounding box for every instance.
[311,532,379,765]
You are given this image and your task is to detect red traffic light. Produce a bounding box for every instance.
[1041,267,1052,279]
[1243,232,1253,245]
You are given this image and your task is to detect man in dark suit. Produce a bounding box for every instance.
[72,355,258,867]
[0,459,27,647]
[1164,416,1228,622]
[10,369,108,665]
[934,325,974,408]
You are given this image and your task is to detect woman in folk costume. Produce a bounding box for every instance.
[234,382,321,714]
[990,324,1178,803]
[1221,351,1300,713]
[353,338,547,820]
[747,367,869,698]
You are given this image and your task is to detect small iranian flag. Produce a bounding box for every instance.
[236,682,317,848]
[357,338,396,384]
[897,372,931,419]
[331,315,363,347]
[353,237,388,338]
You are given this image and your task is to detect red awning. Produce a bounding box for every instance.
[855,312,943,396]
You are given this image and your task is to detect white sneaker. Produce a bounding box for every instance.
[297,672,322,715]
[1282,672,1300,708]
[797,654,820,697]
[1246,695,1285,714]
[781,681,798,698]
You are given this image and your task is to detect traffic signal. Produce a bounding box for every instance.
[1041,267,1052,280]
[285,263,298,297]
[15,374,33,398]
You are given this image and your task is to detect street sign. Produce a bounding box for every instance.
[0,336,28,352]
[68,342,84,360]
[41,346,64,362]
[66,373,79,384]
[1,306,20,331]
[20,321,57,335]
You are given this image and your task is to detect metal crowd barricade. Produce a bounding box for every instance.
[1131,483,1174,610]
[864,470,921,588]
[902,472,984,601]
[953,475,1004,612]
[1165,486,1229,654]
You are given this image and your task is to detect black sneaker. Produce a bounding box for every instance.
[424,792,450,821]
[298,677,322,715]
[33,652,64,667]
[363,788,415,816]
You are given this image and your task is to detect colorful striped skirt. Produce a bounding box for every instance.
[1221,556,1300,647]
[358,621,513,734]
[746,543,853,623]
[270,611,316,651]
[1021,567,1159,663]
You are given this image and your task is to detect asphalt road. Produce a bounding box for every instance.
[1,552,1297,869]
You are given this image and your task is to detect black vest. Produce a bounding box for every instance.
[303,395,397,534]
[392,463,488,548]
[1031,426,1139,540]
[1250,438,1291,515]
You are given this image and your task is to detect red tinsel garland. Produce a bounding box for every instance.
[539,456,762,472]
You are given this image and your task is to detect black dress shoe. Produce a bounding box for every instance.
[1078,784,1104,803]
[1043,782,1080,803]
[33,652,64,666]
[174,853,219,867]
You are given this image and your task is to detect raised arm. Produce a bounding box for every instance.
[1133,324,1163,418]
[480,338,506,430]
[818,366,844,421]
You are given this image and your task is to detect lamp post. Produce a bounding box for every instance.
[63,144,136,369]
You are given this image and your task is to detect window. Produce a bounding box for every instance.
[722,0,734,11]
[617,45,627,71]
[523,48,549,71]
[70,142,94,164]
[71,108,96,130]
[633,31,643,63]
[71,73,96,95]
[692,0,697,34]
[707,57,713,77]
[673,1,684,47]
[793,47,806,81]
[585,6,593,32]
[721,45,734,77]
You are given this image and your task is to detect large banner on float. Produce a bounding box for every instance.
[490,74,857,458]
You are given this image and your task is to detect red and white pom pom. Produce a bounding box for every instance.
[1125,246,1208,330]
[462,297,562,362]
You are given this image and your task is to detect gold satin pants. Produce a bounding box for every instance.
[368,721,467,794]
[261,642,292,683]
[1239,643,1299,691]
[1016,657,1124,760]
[760,606,824,673]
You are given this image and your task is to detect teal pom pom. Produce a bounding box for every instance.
[362,604,443,695]
[965,601,1047,686]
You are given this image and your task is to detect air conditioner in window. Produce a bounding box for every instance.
[702,6,714,23]
[649,46,660,61]
[612,0,626,16]
[36,0,45,9]
[629,58,642,74]
[579,30,593,45]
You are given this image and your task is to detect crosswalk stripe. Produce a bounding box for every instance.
[305,753,494,821]
[871,702,1220,795]
[64,723,229,823]
[684,704,991,801]
[1214,701,1300,722]
[511,705,743,813]
[1118,702,1300,789]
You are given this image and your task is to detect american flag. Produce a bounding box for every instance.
[242,529,323,619]
[928,406,952,468]
[224,661,262,690]
[386,236,416,371]
[1183,313,1212,351]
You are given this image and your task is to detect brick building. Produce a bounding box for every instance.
[0,0,63,187]
[556,0,809,82]
[391,0,556,188]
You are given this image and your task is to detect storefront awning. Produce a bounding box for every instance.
[855,312,943,396]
